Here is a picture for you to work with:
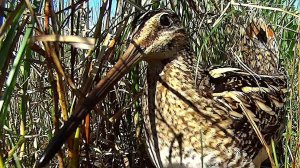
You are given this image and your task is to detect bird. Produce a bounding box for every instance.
[231,17,280,75]
[227,17,287,167]
[37,9,287,168]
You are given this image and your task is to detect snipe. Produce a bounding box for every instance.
[233,17,280,75]
[37,9,287,168]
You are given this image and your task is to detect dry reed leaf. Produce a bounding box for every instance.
[32,35,96,49]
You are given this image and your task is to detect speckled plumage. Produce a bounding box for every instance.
[134,10,287,168]
[37,9,287,168]
[237,18,280,75]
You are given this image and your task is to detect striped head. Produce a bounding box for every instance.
[128,9,188,62]
[239,18,280,75]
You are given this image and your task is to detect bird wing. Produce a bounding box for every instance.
[203,67,287,158]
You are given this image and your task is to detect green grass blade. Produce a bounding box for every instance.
[0,2,26,70]
[0,23,34,137]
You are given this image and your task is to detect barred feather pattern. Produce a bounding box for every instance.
[207,67,287,157]
[236,18,281,75]
[131,10,288,168]
[143,61,286,167]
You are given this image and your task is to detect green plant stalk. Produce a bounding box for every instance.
[19,47,31,159]
[6,134,26,165]
[70,127,81,168]
[0,2,26,70]
[0,23,34,137]
[0,21,33,167]
[271,139,279,168]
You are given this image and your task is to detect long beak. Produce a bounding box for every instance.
[36,42,143,167]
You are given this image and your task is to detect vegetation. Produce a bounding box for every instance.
[0,0,298,167]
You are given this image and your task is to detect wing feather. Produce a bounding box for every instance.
[202,67,287,158]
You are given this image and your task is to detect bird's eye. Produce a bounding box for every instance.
[159,14,171,27]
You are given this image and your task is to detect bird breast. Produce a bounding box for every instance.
[142,56,255,168]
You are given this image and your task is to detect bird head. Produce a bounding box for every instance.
[125,9,188,62]
[239,18,279,74]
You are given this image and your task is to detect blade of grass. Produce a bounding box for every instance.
[0,1,25,41]
[0,23,34,137]
[0,2,25,72]
[18,46,31,159]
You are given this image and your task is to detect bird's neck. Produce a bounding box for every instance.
[147,47,196,84]
[146,46,216,120]
[146,47,209,112]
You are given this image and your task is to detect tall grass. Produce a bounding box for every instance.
[0,0,298,167]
